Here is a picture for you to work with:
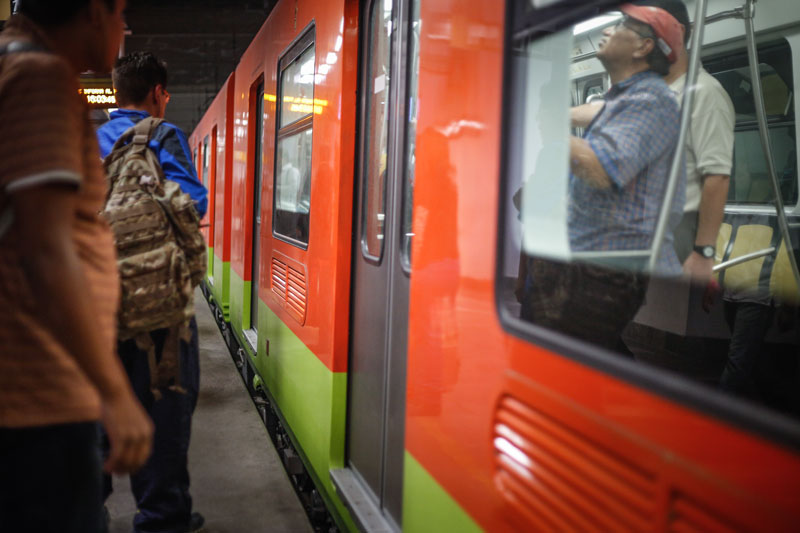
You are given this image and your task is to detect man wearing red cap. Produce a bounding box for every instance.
[525,4,687,349]
[574,0,735,283]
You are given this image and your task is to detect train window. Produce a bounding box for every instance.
[498,0,800,436]
[706,40,797,206]
[273,31,315,248]
[361,0,393,261]
[400,1,421,269]
[202,135,210,187]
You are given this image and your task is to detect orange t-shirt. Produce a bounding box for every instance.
[0,16,120,428]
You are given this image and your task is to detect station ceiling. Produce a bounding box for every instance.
[123,0,277,134]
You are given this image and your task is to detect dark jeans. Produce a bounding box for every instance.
[721,301,774,396]
[104,317,200,533]
[521,259,649,352]
[1,422,103,533]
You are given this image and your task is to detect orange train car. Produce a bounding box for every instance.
[190,74,235,321]
[193,0,800,530]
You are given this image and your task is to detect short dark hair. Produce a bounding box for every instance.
[113,52,168,106]
[635,0,691,45]
[16,0,115,27]
[645,46,671,76]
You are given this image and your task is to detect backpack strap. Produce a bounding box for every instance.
[107,116,165,157]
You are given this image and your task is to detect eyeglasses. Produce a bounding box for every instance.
[613,16,655,40]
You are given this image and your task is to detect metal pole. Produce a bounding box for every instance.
[712,247,776,273]
[649,0,709,272]
[743,0,800,295]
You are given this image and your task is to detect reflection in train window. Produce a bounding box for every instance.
[280,45,316,128]
[361,0,393,261]
[706,40,797,206]
[498,3,800,428]
[273,32,315,247]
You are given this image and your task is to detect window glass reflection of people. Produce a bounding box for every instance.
[278,145,301,212]
[573,0,735,284]
[521,4,686,351]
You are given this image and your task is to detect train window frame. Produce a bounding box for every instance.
[704,39,798,210]
[272,26,316,250]
[202,134,210,187]
[495,0,800,451]
[399,0,421,273]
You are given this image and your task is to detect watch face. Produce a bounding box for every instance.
[700,246,714,258]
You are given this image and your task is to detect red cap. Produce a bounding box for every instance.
[620,3,683,63]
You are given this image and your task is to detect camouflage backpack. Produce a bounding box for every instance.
[102,117,206,396]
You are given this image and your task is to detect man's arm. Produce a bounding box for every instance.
[683,174,729,279]
[569,136,612,189]
[570,101,604,128]
[13,184,153,474]
[682,78,735,281]
[158,127,208,218]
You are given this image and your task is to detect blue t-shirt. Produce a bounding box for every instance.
[97,109,208,218]
[568,70,685,275]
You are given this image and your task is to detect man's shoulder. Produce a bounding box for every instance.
[622,74,679,113]
[696,68,733,101]
[0,46,76,96]
[153,120,189,143]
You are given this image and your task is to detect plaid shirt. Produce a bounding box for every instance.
[568,70,685,275]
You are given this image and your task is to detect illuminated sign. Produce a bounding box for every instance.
[79,87,116,106]
[78,74,116,109]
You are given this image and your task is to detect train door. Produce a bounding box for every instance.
[209,125,218,283]
[247,81,265,349]
[335,0,419,529]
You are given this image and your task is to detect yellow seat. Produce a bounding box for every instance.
[723,224,773,294]
[714,222,733,283]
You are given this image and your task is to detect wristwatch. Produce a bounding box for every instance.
[693,244,715,259]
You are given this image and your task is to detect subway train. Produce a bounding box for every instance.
[189,0,800,530]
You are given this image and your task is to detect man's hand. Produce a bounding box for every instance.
[569,137,612,189]
[682,250,714,283]
[101,391,154,474]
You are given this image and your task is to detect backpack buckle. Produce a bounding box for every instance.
[133,134,148,145]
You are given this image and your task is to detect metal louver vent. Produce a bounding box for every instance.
[493,395,658,531]
[271,257,306,324]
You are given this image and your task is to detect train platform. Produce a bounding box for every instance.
[106,289,312,533]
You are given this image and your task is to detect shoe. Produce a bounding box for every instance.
[186,512,205,533]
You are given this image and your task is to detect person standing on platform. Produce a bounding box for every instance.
[97,51,207,533]
[0,1,154,532]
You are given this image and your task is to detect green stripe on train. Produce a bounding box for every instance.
[228,270,355,531]
[208,256,230,322]
[229,270,251,349]
[254,302,354,532]
[403,451,483,533]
